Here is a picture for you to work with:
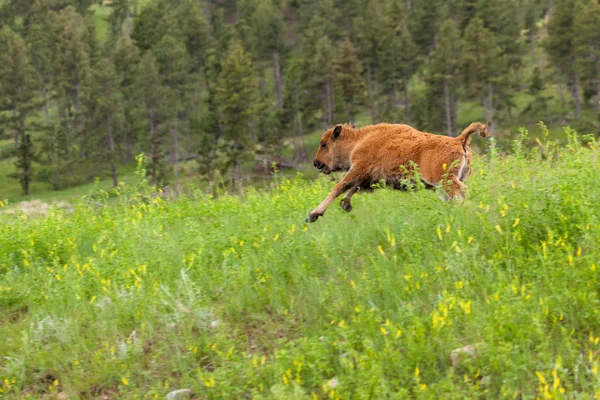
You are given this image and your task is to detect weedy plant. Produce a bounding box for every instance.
[0,127,599,399]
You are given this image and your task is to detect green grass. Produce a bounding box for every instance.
[1,128,599,398]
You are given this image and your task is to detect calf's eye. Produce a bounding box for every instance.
[321,143,327,148]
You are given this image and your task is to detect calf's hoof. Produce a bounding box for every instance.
[340,199,353,213]
[305,213,321,223]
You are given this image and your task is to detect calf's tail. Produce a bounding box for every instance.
[456,122,489,148]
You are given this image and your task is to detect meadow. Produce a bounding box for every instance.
[1,126,599,399]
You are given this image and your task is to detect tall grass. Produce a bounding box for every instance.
[1,127,599,398]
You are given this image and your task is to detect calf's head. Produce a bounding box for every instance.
[313,124,356,174]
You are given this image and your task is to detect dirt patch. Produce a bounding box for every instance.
[1,200,73,218]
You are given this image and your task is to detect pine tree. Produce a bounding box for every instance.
[26,3,56,127]
[487,0,525,90]
[114,36,140,162]
[409,0,444,57]
[0,27,39,195]
[54,6,90,159]
[9,134,38,195]
[167,0,213,159]
[134,51,166,187]
[26,3,61,188]
[574,0,600,122]
[216,42,259,189]
[524,0,538,62]
[131,1,166,52]
[284,53,309,161]
[0,2,16,29]
[175,0,211,75]
[0,27,39,148]
[108,0,137,42]
[456,0,524,91]
[295,0,339,40]
[334,38,364,124]
[68,0,93,16]
[291,24,326,130]
[153,34,191,193]
[84,15,99,68]
[353,0,386,123]
[88,58,122,188]
[429,19,463,136]
[381,0,417,121]
[526,66,550,120]
[314,36,336,126]
[462,17,506,132]
[249,0,286,109]
[546,0,581,117]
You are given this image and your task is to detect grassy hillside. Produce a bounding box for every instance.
[1,128,599,398]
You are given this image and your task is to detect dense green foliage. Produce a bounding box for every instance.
[0,0,599,200]
[1,129,599,398]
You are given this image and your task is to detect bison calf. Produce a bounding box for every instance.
[306,122,488,223]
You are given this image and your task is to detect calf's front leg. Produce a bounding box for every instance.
[306,170,361,223]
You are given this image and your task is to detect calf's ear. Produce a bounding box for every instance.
[333,125,342,139]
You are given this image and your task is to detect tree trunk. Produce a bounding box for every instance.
[107,115,118,188]
[558,78,565,109]
[273,51,283,110]
[204,70,222,161]
[56,97,69,159]
[374,66,381,121]
[42,85,51,126]
[125,7,131,40]
[170,116,180,195]
[443,81,453,137]
[540,54,547,84]
[573,71,581,118]
[258,66,266,97]
[149,107,158,186]
[391,63,400,110]
[483,82,494,134]
[597,78,600,119]
[185,116,191,159]
[231,137,241,192]
[366,65,375,124]
[402,69,411,121]
[451,91,458,134]
[73,84,85,159]
[24,168,30,195]
[530,35,535,63]
[12,109,19,147]
[294,91,307,161]
[23,146,30,196]
[43,85,61,188]
[121,109,132,164]
[326,76,334,125]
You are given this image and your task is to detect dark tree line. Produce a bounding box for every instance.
[0,0,599,195]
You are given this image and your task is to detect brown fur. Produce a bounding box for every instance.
[306,122,488,222]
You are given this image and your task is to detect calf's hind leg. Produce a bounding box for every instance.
[339,185,360,212]
[440,174,467,202]
[306,169,362,223]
